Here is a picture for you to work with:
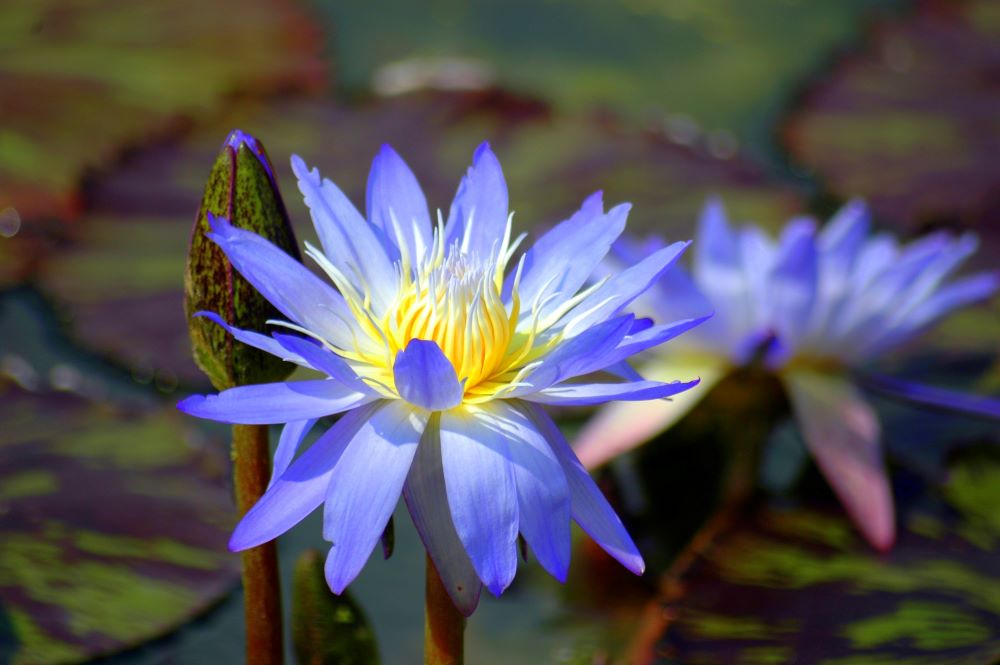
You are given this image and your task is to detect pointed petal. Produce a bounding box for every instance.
[205,215,357,349]
[559,241,690,337]
[393,339,464,411]
[525,378,700,407]
[507,315,636,397]
[177,380,376,424]
[193,311,308,366]
[499,401,571,582]
[509,193,628,316]
[573,356,728,469]
[445,142,509,259]
[819,198,870,272]
[859,373,1000,421]
[229,402,380,550]
[367,144,432,262]
[291,155,397,311]
[768,218,818,352]
[523,403,644,574]
[403,417,483,615]
[323,401,427,593]
[608,314,713,362]
[269,418,317,489]
[783,369,895,551]
[273,334,373,393]
[439,406,519,595]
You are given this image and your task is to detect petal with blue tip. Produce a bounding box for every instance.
[367,145,432,263]
[445,142,509,260]
[524,403,644,575]
[194,311,308,366]
[526,378,700,407]
[205,215,357,349]
[177,380,375,424]
[292,155,397,311]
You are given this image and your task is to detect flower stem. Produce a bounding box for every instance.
[233,424,284,665]
[425,554,465,665]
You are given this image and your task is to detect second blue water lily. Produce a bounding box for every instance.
[178,142,706,614]
[576,199,998,551]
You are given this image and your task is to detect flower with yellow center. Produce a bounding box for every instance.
[179,142,706,614]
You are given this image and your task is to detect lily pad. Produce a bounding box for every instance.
[0,0,325,227]
[318,0,903,151]
[637,453,1000,664]
[36,91,804,388]
[782,0,1000,235]
[0,383,238,665]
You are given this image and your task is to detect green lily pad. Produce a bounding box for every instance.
[318,0,902,150]
[0,383,238,665]
[36,91,804,388]
[782,0,1000,235]
[0,0,324,227]
[640,452,1000,664]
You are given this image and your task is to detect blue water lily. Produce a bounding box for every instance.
[575,198,999,551]
[178,142,706,614]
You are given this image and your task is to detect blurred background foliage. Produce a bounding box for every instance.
[1,0,998,664]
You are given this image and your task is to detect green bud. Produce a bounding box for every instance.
[292,549,380,665]
[185,130,300,390]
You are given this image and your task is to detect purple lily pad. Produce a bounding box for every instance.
[0,383,238,665]
[0,0,325,230]
[783,0,1000,237]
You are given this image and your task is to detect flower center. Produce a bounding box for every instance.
[386,252,514,390]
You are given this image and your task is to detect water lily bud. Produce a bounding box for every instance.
[292,549,379,665]
[185,130,300,390]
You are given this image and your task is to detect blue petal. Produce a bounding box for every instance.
[269,419,317,489]
[403,419,483,616]
[899,272,999,335]
[273,334,373,393]
[393,339,464,411]
[690,199,765,354]
[767,218,818,353]
[445,142,510,260]
[495,401,571,582]
[323,401,426,593]
[439,407,519,595]
[194,311,307,366]
[367,144,432,264]
[559,241,690,337]
[508,193,628,317]
[291,155,397,311]
[819,198,869,273]
[859,373,1000,421]
[205,215,357,349]
[177,380,375,424]
[615,239,714,325]
[693,197,740,285]
[523,403,644,574]
[508,315,636,397]
[605,314,713,364]
[229,402,381,550]
[525,378,700,406]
